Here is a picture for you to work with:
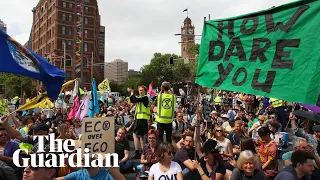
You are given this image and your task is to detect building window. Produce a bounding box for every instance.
[63,2,67,8]
[85,7,89,12]
[68,27,72,35]
[69,14,72,21]
[62,40,66,49]
[65,55,72,67]
[68,41,72,50]
[66,71,72,81]
[69,3,73,9]
[62,26,66,35]
[84,43,88,52]
[83,57,88,67]
[84,17,88,24]
[62,13,66,21]
[84,30,88,38]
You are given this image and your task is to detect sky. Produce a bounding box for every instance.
[0,0,295,71]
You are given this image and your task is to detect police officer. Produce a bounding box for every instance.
[128,85,150,159]
[155,82,176,143]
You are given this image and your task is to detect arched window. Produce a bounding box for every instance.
[65,55,72,67]
[83,56,88,67]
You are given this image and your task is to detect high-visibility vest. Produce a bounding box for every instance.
[135,96,151,120]
[156,94,176,124]
[0,99,8,115]
[214,96,221,104]
[108,98,113,104]
[270,98,283,108]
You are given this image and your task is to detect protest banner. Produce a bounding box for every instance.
[196,0,320,105]
[81,117,114,155]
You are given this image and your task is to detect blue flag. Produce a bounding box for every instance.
[88,78,99,117]
[0,30,65,99]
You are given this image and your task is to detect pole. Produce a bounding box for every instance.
[63,42,66,72]
[80,0,84,88]
[91,51,93,82]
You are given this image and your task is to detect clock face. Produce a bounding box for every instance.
[182,29,186,34]
[188,29,193,34]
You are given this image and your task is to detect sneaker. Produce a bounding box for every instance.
[132,151,141,159]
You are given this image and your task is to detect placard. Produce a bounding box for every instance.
[81,117,114,155]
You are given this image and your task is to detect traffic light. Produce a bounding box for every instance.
[169,56,174,66]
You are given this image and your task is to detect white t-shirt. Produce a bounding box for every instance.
[149,161,182,180]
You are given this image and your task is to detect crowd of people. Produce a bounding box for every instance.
[0,81,319,180]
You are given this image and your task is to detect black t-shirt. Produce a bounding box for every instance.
[173,146,195,170]
[186,157,226,180]
[115,138,130,160]
[317,141,320,155]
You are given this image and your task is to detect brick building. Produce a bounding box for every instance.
[31,0,104,90]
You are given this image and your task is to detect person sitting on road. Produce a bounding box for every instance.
[115,126,134,173]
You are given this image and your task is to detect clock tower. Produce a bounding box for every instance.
[181,16,195,59]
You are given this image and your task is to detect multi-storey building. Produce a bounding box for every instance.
[105,59,128,84]
[31,0,104,89]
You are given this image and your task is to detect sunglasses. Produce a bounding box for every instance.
[178,116,183,118]
[148,137,156,139]
[216,130,223,132]
[0,134,8,137]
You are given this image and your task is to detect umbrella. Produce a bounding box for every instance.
[300,104,320,114]
[293,110,320,123]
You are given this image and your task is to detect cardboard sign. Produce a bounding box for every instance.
[81,117,114,155]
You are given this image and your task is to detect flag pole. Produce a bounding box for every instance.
[187,7,188,17]
[91,51,94,84]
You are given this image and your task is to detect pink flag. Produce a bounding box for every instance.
[67,96,80,120]
[75,95,90,120]
[148,82,156,96]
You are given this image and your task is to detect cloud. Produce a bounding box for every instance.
[1,0,295,71]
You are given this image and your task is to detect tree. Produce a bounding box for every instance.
[0,73,34,98]
[122,74,143,93]
[188,44,200,56]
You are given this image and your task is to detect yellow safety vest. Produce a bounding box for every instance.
[270,98,283,108]
[135,96,151,120]
[0,99,8,115]
[156,94,176,124]
[214,96,221,104]
[108,98,113,104]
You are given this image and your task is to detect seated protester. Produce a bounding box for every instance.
[248,115,265,144]
[19,116,35,135]
[0,128,19,168]
[257,127,278,179]
[247,112,258,129]
[191,139,226,180]
[148,143,183,180]
[230,150,266,180]
[115,126,134,173]
[228,120,246,155]
[221,114,230,131]
[0,160,18,180]
[72,119,82,139]
[125,115,134,141]
[1,115,50,154]
[225,119,235,133]
[268,121,284,148]
[174,131,196,177]
[172,112,187,143]
[274,150,315,180]
[136,129,158,180]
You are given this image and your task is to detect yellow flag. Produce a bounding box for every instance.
[17,94,48,111]
[98,78,110,92]
[60,79,76,93]
[39,98,54,109]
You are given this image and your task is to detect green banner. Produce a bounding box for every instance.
[196,0,320,105]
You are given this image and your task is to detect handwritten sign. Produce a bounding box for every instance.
[81,117,114,155]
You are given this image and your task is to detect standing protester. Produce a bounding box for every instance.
[155,82,176,143]
[0,95,8,116]
[128,86,151,159]
[270,98,287,131]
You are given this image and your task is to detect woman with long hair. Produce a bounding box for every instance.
[230,150,266,180]
[148,143,183,180]
[136,129,158,180]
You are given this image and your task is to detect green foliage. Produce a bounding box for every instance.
[188,44,200,56]
[0,73,34,98]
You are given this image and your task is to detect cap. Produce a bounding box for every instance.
[202,139,219,154]
[312,125,320,132]
[33,123,49,132]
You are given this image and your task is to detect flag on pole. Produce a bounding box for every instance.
[67,96,80,120]
[38,98,54,109]
[0,30,65,99]
[98,78,111,92]
[183,8,188,12]
[88,78,99,118]
[17,94,48,111]
[148,82,156,96]
[75,95,89,120]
